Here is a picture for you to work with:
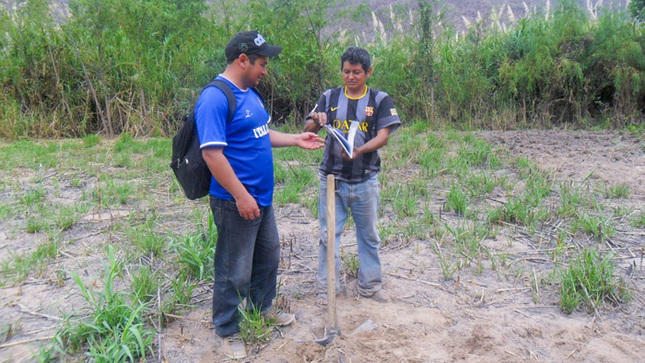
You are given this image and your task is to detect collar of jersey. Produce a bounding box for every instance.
[344,86,368,100]
[218,74,250,92]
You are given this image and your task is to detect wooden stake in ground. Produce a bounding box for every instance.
[315,173,340,346]
[327,173,339,333]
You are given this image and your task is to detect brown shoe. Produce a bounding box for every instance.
[222,333,246,360]
[315,293,328,306]
[265,309,295,326]
[363,289,391,303]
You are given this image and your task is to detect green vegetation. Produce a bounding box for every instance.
[629,0,645,20]
[2,0,645,138]
[238,305,274,345]
[559,249,629,314]
[341,251,360,278]
[603,183,631,199]
[171,213,217,281]
[1,238,60,282]
[56,246,154,361]
[445,183,468,216]
[130,265,159,304]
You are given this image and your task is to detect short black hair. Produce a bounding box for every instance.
[341,47,371,73]
[226,53,262,65]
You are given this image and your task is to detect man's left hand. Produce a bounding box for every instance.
[341,146,362,160]
[296,132,325,150]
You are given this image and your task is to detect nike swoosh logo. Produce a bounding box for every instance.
[330,107,339,112]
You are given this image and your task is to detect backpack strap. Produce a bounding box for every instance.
[203,79,236,123]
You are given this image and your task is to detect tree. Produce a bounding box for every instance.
[629,0,645,21]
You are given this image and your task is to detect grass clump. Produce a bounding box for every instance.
[238,305,274,345]
[603,184,630,199]
[572,212,615,240]
[632,211,645,228]
[171,213,217,281]
[1,238,60,283]
[26,216,48,233]
[21,187,46,207]
[387,183,419,218]
[341,252,359,278]
[445,183,467,216]
[274,162,316,205]
[53,204,84,231]
[130,265,159,304]
[559,249,629,314]
[127,215,167,258]
[82,134,101,148]
[55,246,154,361]
[161,272,196,318]
[557,182,586,218]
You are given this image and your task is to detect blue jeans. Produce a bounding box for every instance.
[210,197,280,337]
[317,173,383,296]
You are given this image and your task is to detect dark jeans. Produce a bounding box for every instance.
[210,197,280,337]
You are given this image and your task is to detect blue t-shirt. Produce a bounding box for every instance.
[195,76,274,206]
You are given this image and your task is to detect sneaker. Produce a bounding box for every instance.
[363,289,391,303]
[265,309,295,326]
[222,333,246,360]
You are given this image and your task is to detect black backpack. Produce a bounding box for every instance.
[170,79,236,200]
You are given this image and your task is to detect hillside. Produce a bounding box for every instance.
[335,0,630,39]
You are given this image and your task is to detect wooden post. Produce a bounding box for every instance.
[326,173,338,330]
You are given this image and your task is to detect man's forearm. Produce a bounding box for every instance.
[269,130,294,147]
[355,127,391,155]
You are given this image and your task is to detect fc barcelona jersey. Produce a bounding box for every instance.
[310,87,401,183]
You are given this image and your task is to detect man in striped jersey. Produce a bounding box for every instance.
[304,46,401,305]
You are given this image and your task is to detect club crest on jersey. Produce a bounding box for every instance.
[390,108,398,116]
[365,107,374,117]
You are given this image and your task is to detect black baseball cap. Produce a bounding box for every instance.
[225,31,282,62]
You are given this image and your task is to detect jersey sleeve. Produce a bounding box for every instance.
[375,93,401,133]
[195,86,229,149]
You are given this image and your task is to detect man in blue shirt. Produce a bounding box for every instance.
[195,31,324,360]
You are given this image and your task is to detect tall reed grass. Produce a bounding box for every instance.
[1,0,644,138]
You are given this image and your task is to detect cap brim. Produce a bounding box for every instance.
[258,45,282,58]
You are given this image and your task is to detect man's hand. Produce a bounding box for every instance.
[341,146,362,160]
[310,112,327,127]
[235,192,260,220]
[304,112,328,133]
[295,132,325,150]
[202,147,260,220]
[340,127,393,161]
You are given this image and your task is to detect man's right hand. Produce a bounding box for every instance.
[310,112,327,127]
[235,192,260,220]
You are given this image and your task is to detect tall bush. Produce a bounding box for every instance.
[1,0,645,138]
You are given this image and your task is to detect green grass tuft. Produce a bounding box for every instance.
[559,249,629,314]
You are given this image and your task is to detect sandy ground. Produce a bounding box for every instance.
[0,130,644,362]
[159,130,645,362]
